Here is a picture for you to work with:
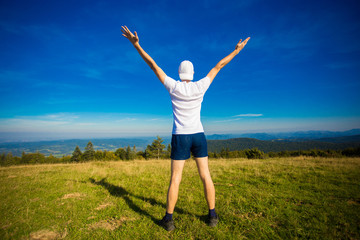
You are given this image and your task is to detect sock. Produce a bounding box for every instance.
[209,208,217,217]
[164,212,173,221]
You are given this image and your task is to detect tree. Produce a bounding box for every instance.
[0,153,5,166]
[115,148,126,160]
[220,147,230,158]
[132,145,137,159]
[60,155,72,163]
[145,136,166,159]
[83,141,95,161]
[136,150,145,160]
[47,154,58,163]
[94,150,105,160]
[244,148,265,159]
[104,150,117,160]
[125,145,135,160]
[71,146,82,162]
[2,152,16,166]
[21,151,46,164]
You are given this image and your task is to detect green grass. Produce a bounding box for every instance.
[1,157,359,239]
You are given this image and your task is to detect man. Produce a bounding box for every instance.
[121,26,250,231]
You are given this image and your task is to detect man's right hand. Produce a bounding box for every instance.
[235,37,250,53]
[121,26,139,45]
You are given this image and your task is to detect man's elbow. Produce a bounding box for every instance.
[214,64,223,71]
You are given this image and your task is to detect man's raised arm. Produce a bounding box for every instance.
[207,37,250,84]
[121,26,166,84]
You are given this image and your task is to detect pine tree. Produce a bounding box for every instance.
[133,145,137,158]
[146,136,166,159]
[0,153,5,166]
[83,141,95,161]
[71,145,82,162]
[126,145,134,160]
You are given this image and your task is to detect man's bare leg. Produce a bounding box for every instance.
[166,159,186,213]
[194,156,215,210]
[195,156,218,226]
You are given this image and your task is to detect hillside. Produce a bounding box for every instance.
[0,138,156,157]
[206,129,360,141]
[207,135,360,153]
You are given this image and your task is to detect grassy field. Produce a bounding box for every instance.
[0,157,359,239]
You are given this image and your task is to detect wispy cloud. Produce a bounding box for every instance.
[42,113,80,121]
[115,117,138,122]
[234,114,263,117]
[213,118,242,123]
[211,113,263,123]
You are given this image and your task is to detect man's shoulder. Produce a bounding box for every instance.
[163,75,179,92]
[164,75,179,83]
[194,76,211,90]
[197,76,210,83]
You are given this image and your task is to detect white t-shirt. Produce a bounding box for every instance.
[163,76,211,134]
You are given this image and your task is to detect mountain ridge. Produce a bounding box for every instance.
[1,131,360,157]
[206,128,360,141]
[207,135,360,153]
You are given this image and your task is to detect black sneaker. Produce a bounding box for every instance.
[208,215,219,227]
[159,217,175,231]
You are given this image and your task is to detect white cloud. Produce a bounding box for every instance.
[42,113,80,121]
[213,118,242,123]
[234,114,263,117]
[115,118,138,122]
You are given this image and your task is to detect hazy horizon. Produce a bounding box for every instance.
[1,127,359,143]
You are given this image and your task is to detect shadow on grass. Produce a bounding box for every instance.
[89,177,201,227]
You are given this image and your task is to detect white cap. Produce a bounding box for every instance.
[179,60,194,81]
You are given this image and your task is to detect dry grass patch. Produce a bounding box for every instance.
[88,217,133,231]
[61,192,83,200]
[95,202,112,210]
[238,212,266,220]
[214,182,234,187]
[347,199,360,205]
[29,229,59,240]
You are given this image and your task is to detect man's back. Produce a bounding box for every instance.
[164,76,211,134]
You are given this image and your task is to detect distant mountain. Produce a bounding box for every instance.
[1,129,360,157]
[206,134,234,140]
[207,135,360,153]
[272,129,360,141]
[0,138,155,157]
[314,134,360,143]
[206,129,360,141]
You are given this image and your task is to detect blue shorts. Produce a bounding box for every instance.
[171,132,208,160]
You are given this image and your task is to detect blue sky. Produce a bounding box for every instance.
[0,0,359,141]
